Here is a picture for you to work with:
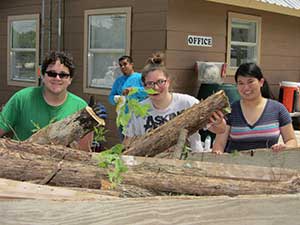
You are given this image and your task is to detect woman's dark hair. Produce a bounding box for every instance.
[41,51,75,78]
[141,52,169,83]
[119,55,133,64]
[235,62,274,99]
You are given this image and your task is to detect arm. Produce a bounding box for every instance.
[212,125,230,154]
[271,123,297,151]
[108,78,122,105]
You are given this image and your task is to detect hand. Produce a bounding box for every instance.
[207,111,226,134]
[271,143,286,152]
[122,87,133,96]
[209,110,224,125]
[212,148,224,155]
[92,102,107,120]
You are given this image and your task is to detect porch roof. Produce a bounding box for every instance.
[206,0,300,17]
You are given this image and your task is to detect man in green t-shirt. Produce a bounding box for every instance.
[0,51,106,150]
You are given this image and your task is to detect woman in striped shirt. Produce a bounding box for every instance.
[212,63,297,153]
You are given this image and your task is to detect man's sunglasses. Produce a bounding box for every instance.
[46,71,70,79]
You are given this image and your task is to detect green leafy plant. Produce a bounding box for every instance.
[231,149,240,157]
[93,126,107,143]
[96,144,127,188]
[31,117,57,133]
[116,88,157,134]
[180,145,192,160]
[97,88,157,188]
[31,120,41,133]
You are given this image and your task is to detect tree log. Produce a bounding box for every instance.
[26,106,104,146]
[0,138,92,162]
[1,144,300,196]
[0,147,103,189]
[123,90,230,157]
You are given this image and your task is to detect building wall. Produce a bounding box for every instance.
[62,0,168,146]
[0,0,42,104]
[0,0,168,147]
[1,0,300,147]
[166,0,300,98]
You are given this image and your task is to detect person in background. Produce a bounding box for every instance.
[108,55,147,140]
[124,52,226,152]
[212,62,297,154]
[0,51,107,151]
[108,55,147,105]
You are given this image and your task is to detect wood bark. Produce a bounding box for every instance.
[123,90,230,157]
[122,156,300,196]
[26,106,104,146]
[1,143,300,196]
[0,146,160,197]
[0,147,103,189]
[0,138,93,162]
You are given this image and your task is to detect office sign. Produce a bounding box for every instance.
[187,35,212,47]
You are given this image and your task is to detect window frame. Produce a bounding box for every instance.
[83,7,132,95]
[7,14,40,87]
[226,12,261,75]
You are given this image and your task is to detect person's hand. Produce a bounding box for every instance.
[209,111,224,125]
[212,149,224,155]
[122,87,133,96]
[271,143,286,152]
[207,111,226,134]
[92,102,107,120]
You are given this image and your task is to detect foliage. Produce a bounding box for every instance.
[231,150,240,157]
[180,145,192,160]
[31,117,56,133]
[12,28,36,48]
[31,120,41,133]
[116,88,157,134]
[96,144,127,188]
[223,106,231,114]
[96,88,158,188]
[93,126,107,143]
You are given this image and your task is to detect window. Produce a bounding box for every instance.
[7,14,40,86]
[227,13,261,75]
[84,7,131,94]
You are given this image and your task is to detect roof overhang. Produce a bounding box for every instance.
[206,0,300,17]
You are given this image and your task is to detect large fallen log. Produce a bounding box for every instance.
[123,90,230,156]
[0,146,160,197]
[1,144,300,196]
[0,138,92,162]
[0,147,103,189]
[122,156,300,196]
[26,106,104,146]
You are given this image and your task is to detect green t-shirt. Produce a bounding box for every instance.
[0,86,87,141]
